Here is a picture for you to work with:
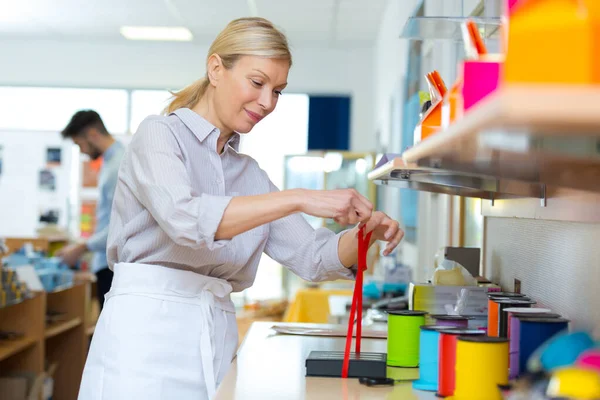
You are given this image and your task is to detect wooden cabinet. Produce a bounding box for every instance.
[4,236,68,257]
[0,282,95,400]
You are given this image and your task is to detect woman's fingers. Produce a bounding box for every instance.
[363,211,384,234]
[351,195,372,222]
[384,219,399,240]
[384,228,405,255]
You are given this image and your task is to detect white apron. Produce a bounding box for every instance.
[78,263,238,400]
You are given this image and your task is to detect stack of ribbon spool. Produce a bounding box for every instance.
[391,287,599,399]
[337,231,597,397]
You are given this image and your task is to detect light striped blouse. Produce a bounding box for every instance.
[106,108,355,293]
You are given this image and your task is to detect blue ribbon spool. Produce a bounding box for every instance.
[413,325,448,391]
[539,331,595,371]
[518,317,569,374]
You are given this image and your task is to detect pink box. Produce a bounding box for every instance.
[462,60,502,111]
[508,0,520,14]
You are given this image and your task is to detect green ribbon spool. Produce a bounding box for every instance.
[387,310,427,367]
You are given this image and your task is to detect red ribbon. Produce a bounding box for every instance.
[341,226,372,378]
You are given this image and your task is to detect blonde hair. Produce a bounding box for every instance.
[165,17,292,114]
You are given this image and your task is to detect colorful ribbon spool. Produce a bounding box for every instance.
[547,367,600,399]
[431,314,471,328]
[517,317,569,375]
[508,311,561,378]
[487,292,526,337]
[412,325,449,391]
[495,298,536,338]
[453,336,509,400]
[503,307,553,338]
[577,349,600,372]
[537,330,595,372]
[436,329,485,398]
[386,310,427,367]
[488,292,526,298]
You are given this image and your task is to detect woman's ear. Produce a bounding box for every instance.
[207,54,223,87]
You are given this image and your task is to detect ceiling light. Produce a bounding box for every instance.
[120,26,193,41]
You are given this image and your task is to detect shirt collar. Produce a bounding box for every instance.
[103,140,122,162]
[172,108,240,153]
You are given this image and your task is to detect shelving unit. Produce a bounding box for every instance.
[4,235,69,256]
[45,317,82,339]
[0,293,44,386]
[401,16,502,40]
[0,282,92,400]
[0,336,38,362]
[369,86,600,201]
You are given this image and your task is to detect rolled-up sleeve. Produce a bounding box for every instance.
[121,119,232,250]
[263,181,356,282]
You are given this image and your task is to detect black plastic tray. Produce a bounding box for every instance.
[305,351,387,378]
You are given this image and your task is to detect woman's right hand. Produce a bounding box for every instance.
[298,189,373,226]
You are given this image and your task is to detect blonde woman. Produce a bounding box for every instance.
[78,17,403,400]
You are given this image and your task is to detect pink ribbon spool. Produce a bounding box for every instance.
[577,349,600,372]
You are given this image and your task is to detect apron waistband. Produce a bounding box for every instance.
[109,262,235,312]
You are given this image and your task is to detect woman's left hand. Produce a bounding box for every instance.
[360,211,404,256]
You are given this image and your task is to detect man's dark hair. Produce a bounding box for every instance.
[61,110,109,139]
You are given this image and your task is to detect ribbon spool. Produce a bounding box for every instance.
[536,330,594,373]
[486,293,531,337]
[341,226,372,378]
[487,292,526,298]
[453,336,509,400]
[493,298,536,338]
[508,312,561,378]
[431,314,471,329]
[436,329,485,397]
[412,325,450,391]
[503,307,553,338]
[517,317,569,376]
[386,310,427,367]
[577,349,600,372]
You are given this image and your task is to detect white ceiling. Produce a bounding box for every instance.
[0,0,388,47]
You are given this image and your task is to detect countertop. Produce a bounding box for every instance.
[215,322,438,399]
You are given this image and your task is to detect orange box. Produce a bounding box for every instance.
[505,0,600,84]
[442,77,464,129]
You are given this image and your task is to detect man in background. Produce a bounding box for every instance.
[57,110,125,310]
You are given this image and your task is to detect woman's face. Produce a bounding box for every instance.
[213,55,289,134]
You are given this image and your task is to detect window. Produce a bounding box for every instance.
[238,93,309,302]
[130,90,172,133]
[0,87,128,133]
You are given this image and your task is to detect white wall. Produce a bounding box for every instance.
[372,0,421,273]
[373,0,419,152]
[0,131,73,237]
[372,0,482,280]
[0,38,374,152]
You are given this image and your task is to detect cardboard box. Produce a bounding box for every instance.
[0,363,57,400]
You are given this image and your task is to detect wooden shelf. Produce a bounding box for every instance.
[47,283,75,294]
[370,85,600,196]
[45,317,82,339]
[0,336,37,362]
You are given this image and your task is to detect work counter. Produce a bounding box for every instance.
[215,322,438,399]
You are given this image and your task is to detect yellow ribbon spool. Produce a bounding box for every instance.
[547,367,600,399]
[452,336,509,400]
